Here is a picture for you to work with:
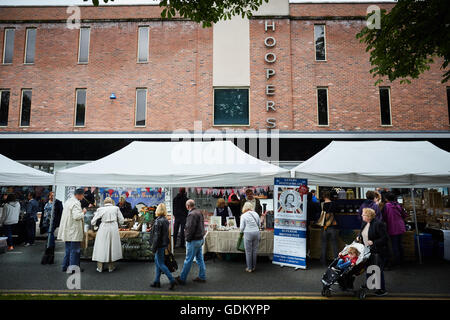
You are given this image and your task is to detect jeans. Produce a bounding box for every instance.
[244,231,260,270]
[173,218,186,247]
[321,227,338,264]
[337,259,351,270]
[24,218,36,245]
[2,224,14,246]
[62,241,81,271]
[390,234,404,265]
[153,247,175,284]
[180,239,206,282]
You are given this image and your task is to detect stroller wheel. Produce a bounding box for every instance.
[358,289,366,300]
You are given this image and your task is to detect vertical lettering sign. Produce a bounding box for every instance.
[265,21,277,129]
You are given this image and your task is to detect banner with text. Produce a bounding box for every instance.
[273,177,308,269]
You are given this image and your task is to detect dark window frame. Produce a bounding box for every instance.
[317,87,329,126]
[379,87,392,126]
[24,28,36,64]
[135,88,147,127]
[314,24,326,61]
[213,87,250,126]
[2,28,15,64]
[0,89,10,126]
[20,89,32,127]
[78,27,90,64]
[74,88,87,127]
[137,26,149,63]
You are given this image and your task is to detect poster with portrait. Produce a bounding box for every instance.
[273,178,308,269]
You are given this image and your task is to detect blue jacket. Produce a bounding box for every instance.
[25,199,39,221]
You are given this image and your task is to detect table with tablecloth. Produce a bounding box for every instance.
[203,230,274,256]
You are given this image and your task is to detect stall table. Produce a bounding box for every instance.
[203,230,274,256]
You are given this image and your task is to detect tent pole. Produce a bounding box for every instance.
[411,188,422,264]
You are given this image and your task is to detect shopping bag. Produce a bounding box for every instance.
[316,203,326,227]
[237,232,245,252]
[164,249,178,272]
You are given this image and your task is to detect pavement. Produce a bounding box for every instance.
[0,240,449,299]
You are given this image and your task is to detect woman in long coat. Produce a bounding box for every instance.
[91,197,124,272]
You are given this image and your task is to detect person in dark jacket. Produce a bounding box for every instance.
[118,196,133,219]
[320,191,338,266]
[358,190,382,223]
[24,192,39,246]
[358,207,389,296]
[172,188,188,248]
[39,191,63,248]
[176,199,206,285]
[150,203,176,290]
[240,189,262,216]
[80,188,95,209]
[227,194,241,227]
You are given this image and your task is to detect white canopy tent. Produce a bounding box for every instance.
[0,153,54,186]
[291,140,450,264]
[55,140,290,187]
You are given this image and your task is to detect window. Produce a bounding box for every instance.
[78,27,90,63]
[314,25,326,61]
[447,87,450,125]
[135,88,147,126]
[24,28,36,64]
[2,29,14,64]
[20,89,32,127]
[317,87,328,126]
[214,88,249,125]
[75,89,86,126]
[379,87,391,125]
[0,90,10,126]
[137,26,149,63]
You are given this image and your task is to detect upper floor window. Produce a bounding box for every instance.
[20,89,32,127]
[314,25,326,61]
[75,89,87,127]
[0,90,10,126]
[137,26,149,63]
[135,88,147,126]
[24,28,36,64]
[317,87,329,126]
[379,87,392,126]
[2,29,14,64]
[78,27,90,63]
[214,88,249,126]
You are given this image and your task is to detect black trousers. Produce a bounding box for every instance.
[173,217,186,247]
[24,219,36,245]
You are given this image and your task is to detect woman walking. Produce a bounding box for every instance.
[150,203,176,290]
[91,197,124,273]
[240,202,261,272]
[320,191,338,266]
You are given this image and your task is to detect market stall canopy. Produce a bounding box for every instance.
[291,141,450,187]
[55,141,290,187]
[0,153,54,186]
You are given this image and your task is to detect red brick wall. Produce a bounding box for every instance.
[0,3,448,133]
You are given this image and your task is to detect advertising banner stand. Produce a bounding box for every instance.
[273,178,308,270]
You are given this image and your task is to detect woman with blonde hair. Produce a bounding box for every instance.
[150,203,176,290]
[240,201,261,272]
[213,198,233,226]
[91,197,124,273]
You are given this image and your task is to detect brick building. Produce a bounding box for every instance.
[0,0,449,182]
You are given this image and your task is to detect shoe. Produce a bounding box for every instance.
[169,282,176,290]
[175,276,186,285]
[96,268,102,273]
[7,246,14,251]
[245,268,252,273]
[150,282,161,288]
[375,289,388,297]
[24,243,30,247]
[193,277,206,283]
[108,267,116,273]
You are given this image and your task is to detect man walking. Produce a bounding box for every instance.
[172,188,188,248]
[24,192,39,246]
[58,188,86,272]
[176,199,206,285]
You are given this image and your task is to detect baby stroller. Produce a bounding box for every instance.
[321,242,371,299]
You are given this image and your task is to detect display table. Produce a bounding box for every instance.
[81,230,153,261]
[203,230,274,255]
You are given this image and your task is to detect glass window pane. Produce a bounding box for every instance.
[314,25,325,61]
[78,28,90,63]
[317,88,328,125]
[75,89,86,126]
[214,89,249,125]
[136,89,146,126]
[380,88,391,125]
[25,28,36,63]
[3,29,15,64]
[20,90,32,126]
[138,27,149,62]
[0,91,10,126]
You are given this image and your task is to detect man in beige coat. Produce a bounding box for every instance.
[58,188,86,272]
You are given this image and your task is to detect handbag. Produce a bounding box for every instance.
[237,232,245,252]
[164,249,178,272]
[316,202,326,227]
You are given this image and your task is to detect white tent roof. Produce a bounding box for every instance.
[0,153,54,186]
[291,141,450,187]
[55,141,290,187]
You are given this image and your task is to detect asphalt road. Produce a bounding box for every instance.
[1,240,449,299]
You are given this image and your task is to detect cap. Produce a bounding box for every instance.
[74,188,85,195]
